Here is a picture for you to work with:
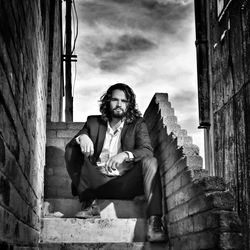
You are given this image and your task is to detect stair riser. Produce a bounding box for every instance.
[44,199,146,218]
[39,242,169,250]
[41,218,146,243]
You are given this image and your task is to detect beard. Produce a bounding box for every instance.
[111,108,127,118]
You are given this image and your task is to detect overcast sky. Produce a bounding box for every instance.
[69,0,204,158]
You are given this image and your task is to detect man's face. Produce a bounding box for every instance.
[109,89,129,119]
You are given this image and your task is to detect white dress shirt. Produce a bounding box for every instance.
[96,121,133,176]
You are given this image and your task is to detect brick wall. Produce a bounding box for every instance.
[144,93,243,250]
[0,0,61,248]
[45,122,84,199]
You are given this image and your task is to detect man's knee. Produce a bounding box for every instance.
[141,156,158,173]
[65,145,83,163]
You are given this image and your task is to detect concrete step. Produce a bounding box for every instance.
[40,218,147,243]
[39,242,169,250]
[44,198,147,218]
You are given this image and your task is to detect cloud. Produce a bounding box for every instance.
[95,34,156,71]
[76,0,193,35]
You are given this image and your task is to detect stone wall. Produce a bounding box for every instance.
[0,0,62,248]
[144,93,243,250]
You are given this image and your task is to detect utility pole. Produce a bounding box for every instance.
[65,0,73,121]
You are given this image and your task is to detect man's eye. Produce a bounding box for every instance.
[122,100,128,103]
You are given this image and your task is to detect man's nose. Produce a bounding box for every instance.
[117,100,122,106]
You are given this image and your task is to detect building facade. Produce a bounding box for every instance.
[194,0,250,248]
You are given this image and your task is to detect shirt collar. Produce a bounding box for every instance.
[107,120,125,134]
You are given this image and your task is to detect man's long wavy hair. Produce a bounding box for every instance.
[99,83,142,123]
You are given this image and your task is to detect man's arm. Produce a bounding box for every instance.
[131,119,154,161]
[66,121,89,148]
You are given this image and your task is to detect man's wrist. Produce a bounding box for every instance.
[123,151,134,162]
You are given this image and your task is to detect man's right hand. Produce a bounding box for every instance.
[76,134,94,157]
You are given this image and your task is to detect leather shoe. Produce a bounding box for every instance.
[147,215,167,242]
[75,200,100,218]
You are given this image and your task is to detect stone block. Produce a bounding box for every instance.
[0,172,39,230]
[39,242,169,250]
[57,130,77,139]
[160,105,174,116]
[0,205,39,245]
[186,155,203,169]
[47,122,67,130]
[188,191,234,216]
[167,202,189,223]
[170,231,217,250]
[177,136,193,146]
[168,216,194,238]
[166,184,193,211]
[165,123,181,135]
[166,175,227,213]
[40,218,147,243]
[46,130,57,139]
[156,140,183,172]
[155,93,169,103]
[66,122,84,130]
[44,199,146,219]
[164,169,208,198]
[181,144,199,156]
[46,138,65,148]
[219,232,243,250]
[14,247,39,250]
[162,116,177,125]
[192,175,226,192]
[177,129,187,137]
[162,158,188,186]
[2,145,37,210]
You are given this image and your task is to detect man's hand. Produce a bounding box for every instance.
[77,134,94,157]
[106,152,128,173]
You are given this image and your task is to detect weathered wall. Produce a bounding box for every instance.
[206,0,250,248]
[144,93,242,250]
[46,0,64,122]
[0,0,62,248]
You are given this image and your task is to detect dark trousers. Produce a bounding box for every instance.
[65,145,162,217]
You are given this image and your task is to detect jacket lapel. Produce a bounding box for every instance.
[121,122,129,149]
[95,121,107,159]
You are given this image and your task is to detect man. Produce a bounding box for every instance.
[65,83,167,242]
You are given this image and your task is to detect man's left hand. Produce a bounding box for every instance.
[106,152,128,173]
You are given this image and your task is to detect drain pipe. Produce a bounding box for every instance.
[194,0,214,174]
[194,0,210,128]
[64,0,73,122]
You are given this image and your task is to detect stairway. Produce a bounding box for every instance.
[39,198,168,249]
[40,122,169,250]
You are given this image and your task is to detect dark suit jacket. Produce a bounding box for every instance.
[66,115,153,163]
